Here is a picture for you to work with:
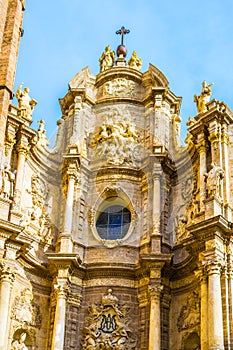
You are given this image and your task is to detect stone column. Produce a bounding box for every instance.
[208,121,221,165]
[4,132,16,168]
[206,261,224,350]
[198,141,207,211]
[200,271,208,350]
[151,164,162,253]
[0,266,15,350]
[51,283,68,350]
[222,124,230,204]
[60,172,76,253]
[148,284,163,350]
[12,143,28,211]
[64,174,75,234]
[228,265,233,346]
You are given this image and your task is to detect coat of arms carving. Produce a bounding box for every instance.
[81,289,137,349]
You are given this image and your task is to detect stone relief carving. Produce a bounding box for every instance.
[30,175,47,220]
[81,289,137,350]
[91,109,143,165]
[177,291,200,332]
[104,78,135,97]
[204,162,224,200]
[11,288,41,328]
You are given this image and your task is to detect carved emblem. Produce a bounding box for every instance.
[177,291,200,332]
[81,289,137,349]
[11,288,41,328]
[104,78,135,97]
[91,109,143,165]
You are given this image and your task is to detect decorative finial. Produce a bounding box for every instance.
[116,26,130,57]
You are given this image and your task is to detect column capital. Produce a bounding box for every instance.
[148,284,163,301]
[205,258,224,276]
[16,142,29,155]
[0,265,15,284]
[197,141,207,153]
[54,283,69,299]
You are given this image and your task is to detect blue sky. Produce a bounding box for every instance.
[14,0,233,142]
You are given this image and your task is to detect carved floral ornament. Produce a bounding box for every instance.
[90,108,144,166]
[81,289,137,350]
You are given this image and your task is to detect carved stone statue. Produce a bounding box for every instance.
[0,166,15,199]
[16,83,37,119]
[194,81,213,113]
[11,332,28,350]
[99,45,115,72]
[175,215,188,241]
[36,120,49,147]
[128,51,142,70]
[204,162,224,199]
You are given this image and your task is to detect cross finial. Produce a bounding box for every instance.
[116,26,130,45]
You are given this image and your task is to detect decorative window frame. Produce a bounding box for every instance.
[88,186,137,248]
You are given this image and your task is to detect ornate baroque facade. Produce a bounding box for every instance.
[0,4,233,350]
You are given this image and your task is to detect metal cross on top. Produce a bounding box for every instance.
[116,26,130,45]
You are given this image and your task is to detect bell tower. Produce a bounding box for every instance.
[0,0,25,164]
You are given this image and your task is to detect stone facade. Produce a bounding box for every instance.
[1,3,233,350]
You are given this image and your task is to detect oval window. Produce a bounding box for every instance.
[96,204,131,240]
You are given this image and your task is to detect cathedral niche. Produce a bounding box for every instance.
[183,332,200,350]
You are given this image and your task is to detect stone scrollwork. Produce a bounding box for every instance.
[104,78,135,97]
[177,291,200,332]
[81,289,137,350]
[91,109,143,165]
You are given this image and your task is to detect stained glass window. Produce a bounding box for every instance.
[96,205,131,240]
